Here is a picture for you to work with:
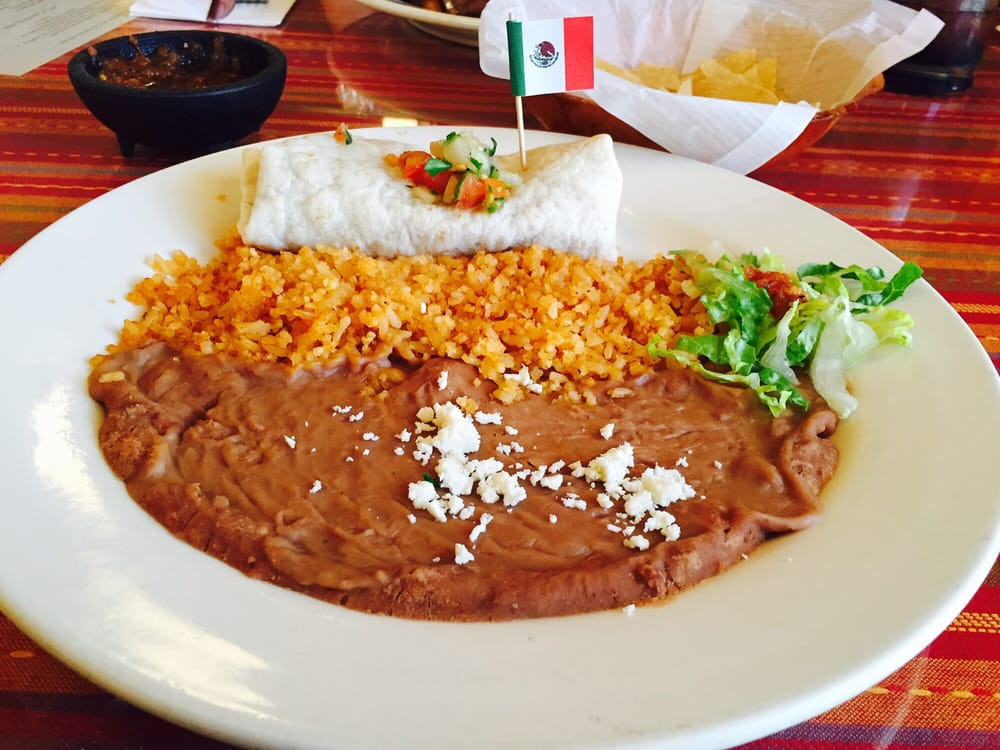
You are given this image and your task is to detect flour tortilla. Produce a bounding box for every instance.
[237,132,622,259]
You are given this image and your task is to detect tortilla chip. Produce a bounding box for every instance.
[718,49,759,75]
[755,56,779,92]
[596,58,641,84]
[692,57,780,104]
[601,49,784,105]
[633,62,682,92]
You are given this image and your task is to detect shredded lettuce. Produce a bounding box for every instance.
[649,250,923,418]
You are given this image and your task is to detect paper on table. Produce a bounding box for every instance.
[0,0,131,77]
[480,0,944,174]
[128,0,297,27]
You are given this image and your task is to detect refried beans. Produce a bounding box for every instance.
[89,342,838,621]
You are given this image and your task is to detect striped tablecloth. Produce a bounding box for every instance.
[1,1,998,747]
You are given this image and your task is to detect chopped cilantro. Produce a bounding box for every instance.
[423,158,452,176]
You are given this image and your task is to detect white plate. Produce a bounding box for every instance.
[1,127,998,750]
[354,0,479,45]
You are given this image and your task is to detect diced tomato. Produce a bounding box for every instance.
[333,122,352,144]
[398,150,452,195]
[454,173,487,208]
[743,265,806,319]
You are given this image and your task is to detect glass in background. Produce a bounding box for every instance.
[884,0,999,95]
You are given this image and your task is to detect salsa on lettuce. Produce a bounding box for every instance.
[648,250,923,419]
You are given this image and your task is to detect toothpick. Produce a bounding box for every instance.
[515,95,527,168]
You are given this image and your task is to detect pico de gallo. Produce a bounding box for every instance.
[384,131,519,213]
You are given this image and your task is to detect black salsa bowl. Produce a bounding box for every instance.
[68,30,287,156]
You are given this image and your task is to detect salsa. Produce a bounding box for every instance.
[384,130,517,213]
[94,36,244,90]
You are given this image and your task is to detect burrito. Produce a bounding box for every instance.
[237,130,622,259]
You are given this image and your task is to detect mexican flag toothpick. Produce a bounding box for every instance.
[505,15,595,166]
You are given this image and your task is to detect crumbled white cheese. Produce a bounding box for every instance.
[332,405,352,415]
[426,402,481,456]
[469,512,494,543]
[467,457,503,480]
[309,480,322,494]
[529,466,547,485]
[445,493,465,517]
[362,432,380,441]
[503,366,543,393]
[583,443,634,496]
[675,456,689,468]
[454,543,475,565]
[626,465,696,507]
[413,441,433,465]
[539,474,564,491]
[284,435,296,449]
[394,447,405,456]
[600,423,615,440]
[396,428,412,443]
[497,441,525,456]
[407,513,417,524]
[437,454,475,496]
[408,481,447,522]
[348,411,365,422]
[623,490,655,520]
[402,400,692,555]
[477,470,526,507]
[437,370,449,389]
[624,535,650,551]
[714,460,724,469]
[643,509,681,541]
[504,425,519,436]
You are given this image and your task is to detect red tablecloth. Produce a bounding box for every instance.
[1,2,998,747]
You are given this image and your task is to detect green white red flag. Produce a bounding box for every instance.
[506,16,594,97]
